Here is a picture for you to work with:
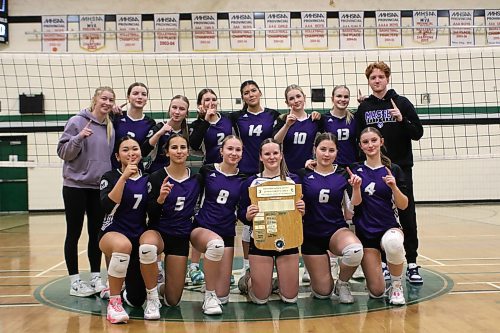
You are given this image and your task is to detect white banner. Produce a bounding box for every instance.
[486,10,500,45]
[228,13,255,51]
[413,10,438,44]
[154,14,179,52]
[301,12,327,50]
[376,11,402,48]
[79,15,105,52]
[192,13,218,51]
[265,12,291,50]
[339,11,364,49]
[449,10,474,46]
[42,15,67,53]
[116,14,142,52]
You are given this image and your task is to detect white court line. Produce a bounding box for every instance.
[457,282,500,286]
[419,254,445,266]
[450,290,500,295]
[0,275,63,279]
[487,283,500,290]
[0,294,32,298]
[0,304,43,308]
[426,263,500,267]
[35,249,86,277]
[434,257,500,261]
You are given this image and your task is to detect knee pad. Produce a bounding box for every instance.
[280,293,298,304]
[108,252,130,278]
[139,244,158,264]
[205,239,224,262]
[311,288,332,299]
[248,288,269,305]
[381,229,406,265]
[242,224,251,243]
[341,243,364,267]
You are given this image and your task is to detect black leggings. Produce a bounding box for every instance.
[63,186,103,275]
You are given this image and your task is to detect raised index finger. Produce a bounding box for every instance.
[84,120,92,129]
[162,176,170,184]
[358,89,363,98]
[390,98,398,109]
[346,166,354,177]
[385,167,393,176]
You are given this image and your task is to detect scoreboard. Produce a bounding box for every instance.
[0,0,7,43]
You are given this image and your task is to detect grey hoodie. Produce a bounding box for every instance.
[57,109,115,189]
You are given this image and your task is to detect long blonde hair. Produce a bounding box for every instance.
[89,86,114,144]
[259,138,290,181]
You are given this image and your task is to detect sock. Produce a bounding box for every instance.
[391,274,402,283]
[146,287,159,300]
[205,290,216,300]
[243,259,249,270]
[70,274,80,285]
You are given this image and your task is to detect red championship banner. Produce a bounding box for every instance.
[116,14,143,52]
[413,10,438,44]
[42,15,67,53]
[376,10,402,48]
[79,15,105,52]
[192,13,218,51]
[265,12,291,50]
[229,12,255,51]
[301,12,327,50]
[339,11,364,49]
[154,14,180,52]
[486,10,500,45]
[449,10,474,46]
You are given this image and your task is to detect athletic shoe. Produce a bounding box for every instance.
[406,265,424,285]
[100,287,110,299]
[188,266,205,285]
[351,265,365,280]
[157,261,165,285]
[144,298,161,320]
[107,297,129,324]
[330,257,339,280]
[230,274,235,285]
[202,292,223,315]
[70,280,95,297]
[382,263,391,281]
[333,280,354,304]
[122,289,133,307]
[302,268,311,283]
[237,269,250,294]
[90,275,106,293]
[271,277,280,294]
[388,281,406,305]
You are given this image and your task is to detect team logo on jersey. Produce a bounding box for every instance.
[243,114,249,117]
[357,167,363,172]
[210,173,217,178]
[328,118,334,122]
[120,118,126,122]
[100,179,108,190]
[308,175,315,179]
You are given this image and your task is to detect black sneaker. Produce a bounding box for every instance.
[406,265,424,285]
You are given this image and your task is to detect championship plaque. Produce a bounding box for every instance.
[249,180,303,251]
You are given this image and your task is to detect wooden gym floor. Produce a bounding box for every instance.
[1,203,499,333]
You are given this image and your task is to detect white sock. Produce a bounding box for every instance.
[146,287,159,300]
[391,274,402,283]
[243,259,249,270]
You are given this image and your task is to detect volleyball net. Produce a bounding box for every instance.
[0,46,499,169]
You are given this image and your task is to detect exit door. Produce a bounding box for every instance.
[0,136,28,212]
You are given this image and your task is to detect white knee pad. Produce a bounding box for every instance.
[108,252,130,278]
[341,243,364,267]
[242,224,251,243]
[381,229,406,265]
[248,288,269,305]
[139,244,158,264]
[205,239,224,262]
[311,288,332,299]
[280,293,298,304]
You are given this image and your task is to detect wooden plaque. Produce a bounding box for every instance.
[249,180,303,251]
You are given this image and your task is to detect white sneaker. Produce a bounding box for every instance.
[90,275,106,293]
[302,268,311,283]
[330,257,339,280]
[144,298,161,320]
[388,281,406,305]
[352,265,365,280]
[202,292,223,315]
[333,280,354,304]
[107,297,129,324]
[70,280,95,297]
[100,287,110,299]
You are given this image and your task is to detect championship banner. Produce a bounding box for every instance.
[376,10,402,48]
[154,13,180,52]
[301,12,327,50]
[265,12,291,50]
[486,10,500,45]
[249,180,303,251]
[42,15,67,53]
[228,12,255,51]
[116,14,143,52]
[449,10,474,46]
[79,15,105,52]
[413,10,438,44]
[192,13,218,51]
[339,11,364,49]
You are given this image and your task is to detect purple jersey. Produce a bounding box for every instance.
[100,169,149,240]
[143,122,183,173]
[322,112,358,166]
[274,115,321,172]
[297,168,350,238]
[229,108,280,174]
[194,164,247,237]
[352,162,407,238]
[112,114,156,168]
[148,167,201,237]
[189,114,233,164]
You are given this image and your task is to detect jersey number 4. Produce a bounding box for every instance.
[364,182,376,196]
